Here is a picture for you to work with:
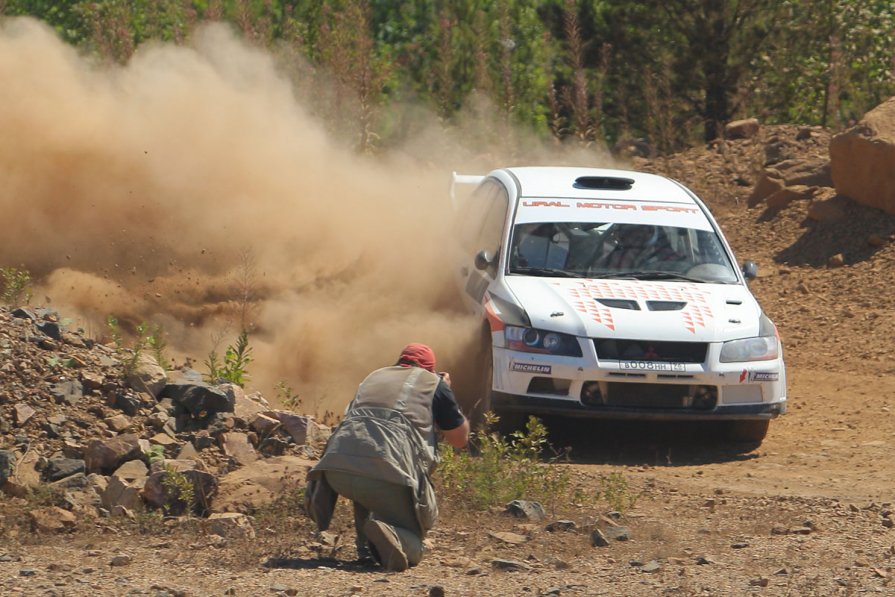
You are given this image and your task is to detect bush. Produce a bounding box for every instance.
[0,267,32,306]
[205,329,253,387]
[437,413,571,514]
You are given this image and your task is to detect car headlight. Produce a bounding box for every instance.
[719,336,779,362]
[505,326,582,357]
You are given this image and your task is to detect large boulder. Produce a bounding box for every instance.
[84,433,143,474]
[829,96,895,214]
[213,455,315,513]
[125,354,168,398]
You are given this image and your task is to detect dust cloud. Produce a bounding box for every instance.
[0,17,612,415]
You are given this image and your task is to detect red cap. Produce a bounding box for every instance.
[398,343,436,373]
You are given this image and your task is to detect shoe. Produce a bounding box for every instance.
[363,520,408,572]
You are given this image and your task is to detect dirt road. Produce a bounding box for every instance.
[563,367,895,503]
[4,367,895,597]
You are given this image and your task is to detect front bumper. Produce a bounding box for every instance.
[492,392,786,421]
[492,345,787,421]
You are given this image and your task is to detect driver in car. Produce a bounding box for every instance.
[601,224,681,270]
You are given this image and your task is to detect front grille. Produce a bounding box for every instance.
[580,382,717,410]
[527,377,571,396]
[594,339,707,363]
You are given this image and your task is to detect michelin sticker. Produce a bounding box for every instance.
[749,371,779,382]
[511,362,552,374]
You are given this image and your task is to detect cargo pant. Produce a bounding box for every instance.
[323,470,424,566]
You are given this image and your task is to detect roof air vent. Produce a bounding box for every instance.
[574,176,634,191]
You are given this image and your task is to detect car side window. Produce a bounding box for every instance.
[458,180,508,266]
[458,181,498,258]
[477,184,509,259]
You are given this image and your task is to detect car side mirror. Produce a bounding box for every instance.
[474,249,496,271]
[742,260,758,280]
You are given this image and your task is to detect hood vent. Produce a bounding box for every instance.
[574,176,634,191]
[646,300,686,311]
[597,298,640,310]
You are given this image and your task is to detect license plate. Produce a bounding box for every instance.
[620,361,686,372]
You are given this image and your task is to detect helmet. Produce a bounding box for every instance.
[616,224,658,248]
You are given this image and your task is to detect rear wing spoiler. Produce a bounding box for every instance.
[450,172,485,209]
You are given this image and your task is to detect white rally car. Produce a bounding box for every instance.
[451,167,786,444]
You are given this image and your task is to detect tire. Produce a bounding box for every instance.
[468,328,527,437]
[469,331,494,430]
[727,420,769,445]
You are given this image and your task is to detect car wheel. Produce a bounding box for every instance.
[470,331,494,430]
[726,420,769,444]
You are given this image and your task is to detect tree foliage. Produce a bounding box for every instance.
[2,0,893,152]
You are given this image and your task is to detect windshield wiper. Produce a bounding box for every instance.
[511,267,584,278]
[624,271,718,283]
[580,272,637,279]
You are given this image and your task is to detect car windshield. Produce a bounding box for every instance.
[508,222,739,283]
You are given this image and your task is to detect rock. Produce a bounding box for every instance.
[5,450,42,496]
[220,432,258,466]
[828,253,845,267]
[269,411,316,445]
[590,529,610,547]
[80,372,104,393]
[491,559,532,571]
[0,449,14,485]
[765,184,817,210]
[29,506,77,532]
[101,475,145,512]
[44,458,86,482]
[161,375,234,418]
[830,96,895,214]
[50,472,89,489]
[747,171,785,207]
[109,554,132,567]
[806,198,845,222]
[104,414,132,432]
[487,531,528,545]
[125,354,167,398]
[207,512,256,539]
[176,442,200,461]
[250,413,281,436]
[213,455,315,513]
[142,467,218,515]
[36,320,62,340]
[13,403,35,426]
[231,385,268,422]
[149,459,201,474]
[150,433,179,447]
[505,500,546,521]
[725,118,760,140]
[146,411,169,430]
[84,433,143,474]
[545,520,577,532]
[113,392,142,416]
[51,381,83,406]
[769,158,833,187]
